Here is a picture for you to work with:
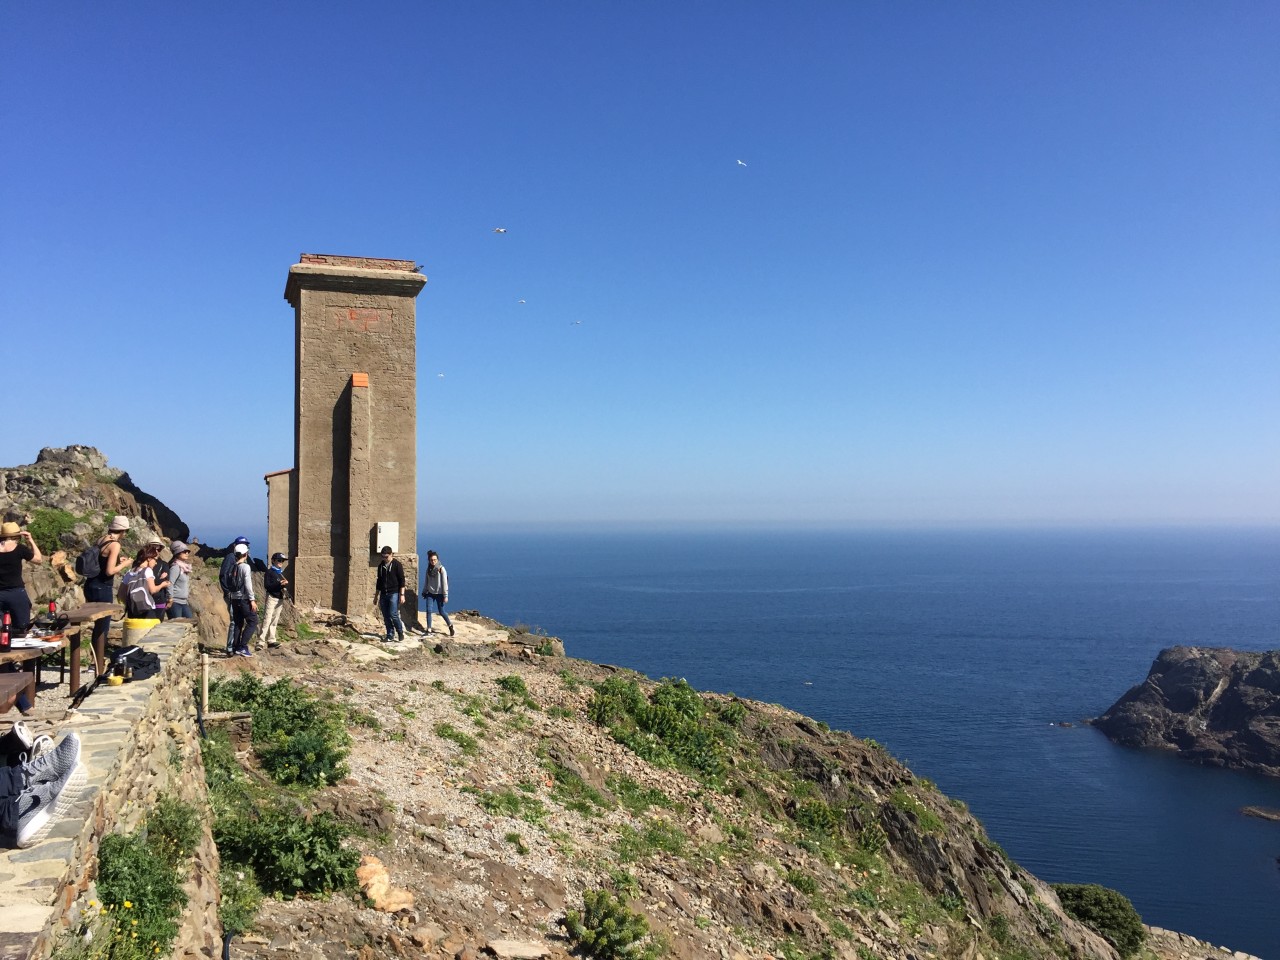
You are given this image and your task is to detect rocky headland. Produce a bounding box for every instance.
[1,448,1266,960]
[1092,646,1280,778]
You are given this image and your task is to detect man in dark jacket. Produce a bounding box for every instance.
[375,546,406,643]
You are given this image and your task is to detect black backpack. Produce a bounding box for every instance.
[75,542,103,579]
[219,552,240,596]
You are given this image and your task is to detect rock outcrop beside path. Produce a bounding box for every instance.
[1093,646,1280,777]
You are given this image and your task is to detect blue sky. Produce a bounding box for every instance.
[2,1,1276,535]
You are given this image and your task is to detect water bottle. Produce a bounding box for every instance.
[0,612,10,652]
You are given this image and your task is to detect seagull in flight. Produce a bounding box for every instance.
[493,227,507,234]
[518,299,526,304]
[437,373,445,378]
[570,320,582,325]
[736,159,747,167]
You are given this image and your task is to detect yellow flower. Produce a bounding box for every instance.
[99,909,107,916]
[131,920,138,926]
[123,900,133,909]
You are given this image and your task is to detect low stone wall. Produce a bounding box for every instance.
[0,620,222,960]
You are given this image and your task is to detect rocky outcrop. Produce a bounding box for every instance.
[1093,647,1280,777]
[0,445,189,609]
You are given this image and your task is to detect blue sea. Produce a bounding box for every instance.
[422,527,1280,959]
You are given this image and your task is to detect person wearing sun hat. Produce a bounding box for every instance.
[84,515,133,655]
[143,535,172,620]
[0,520,43,636]
[167,541,194,620]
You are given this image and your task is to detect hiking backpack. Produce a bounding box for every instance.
[74,542,103,579]
[219,552,240,597]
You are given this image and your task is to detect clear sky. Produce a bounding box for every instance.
[2,2,1276,534]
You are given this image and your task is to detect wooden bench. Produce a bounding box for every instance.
[0,670,35,714]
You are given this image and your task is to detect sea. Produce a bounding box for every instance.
[427,527,1280,959]
[204,524,1280,956]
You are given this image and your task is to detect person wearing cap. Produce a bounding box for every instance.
[228,543,257,658]
[144,536,172,620]
[85,516,133,655]
[167,542,194,620]
[0,521,43,637]
[219,537,251,654]
[260,552,288,649]
[375,546,406,643]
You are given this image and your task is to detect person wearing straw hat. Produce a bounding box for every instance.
[0,521,43,636]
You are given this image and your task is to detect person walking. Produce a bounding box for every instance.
[84,516,132,655]
[376,546,406,643]
[0,521,43,636]
[422,550,453,637]
[260,552,288,649]
[227,543,257,658]
[167,542,194,619]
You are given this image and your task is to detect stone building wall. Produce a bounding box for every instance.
[281,254,426,618]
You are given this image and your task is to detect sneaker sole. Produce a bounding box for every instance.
[18,763,87,848]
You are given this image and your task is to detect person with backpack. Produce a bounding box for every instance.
[375,546,406,643]
[0,522,43,637]
[120,546,165,620]
[226,543,257,658]
[219,537,250,654]
[144,536,171,620]
[80,516,132,655]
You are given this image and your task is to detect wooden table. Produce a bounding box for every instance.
[0,635,68,710]
[63,602,125,696]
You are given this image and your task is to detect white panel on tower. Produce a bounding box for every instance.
[375,522,400,554]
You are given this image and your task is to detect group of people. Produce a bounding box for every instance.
[375,546,453,643]
[219,538,288,658]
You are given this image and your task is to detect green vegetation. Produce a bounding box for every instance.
[213,802,358,896]
[206,673,350,786]
[495,674,540,710]
[615,818,687,863]
[295,621,325,641]
[889,789,943,834]
[1052,883,1146,958]
[62,794,198,959]
[561,889,665,960]
[468,787,548,825]
[27,507,79,553]
[218,863,264,935]
[607,774,671,815]
[587,676,741,783]
[435,722,479,755]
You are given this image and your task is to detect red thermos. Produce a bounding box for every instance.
[0,611,10,652]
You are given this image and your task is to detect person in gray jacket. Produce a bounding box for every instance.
[422,550,454,637]
[167,542,193,619]
[228,543,258,658]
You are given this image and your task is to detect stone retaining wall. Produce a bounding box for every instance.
[0,620,222,960]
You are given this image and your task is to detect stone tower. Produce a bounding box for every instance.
[267,254,427,618]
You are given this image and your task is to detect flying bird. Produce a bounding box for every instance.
[493,227,507,234]
[570,320,582,325]
[736,159,747,167]
[437,373,445,378]
[518,299,526,304]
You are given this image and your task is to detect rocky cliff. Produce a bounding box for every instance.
[0,445,188,609]
[2,448,1254,960]
[1093,646,1280,777]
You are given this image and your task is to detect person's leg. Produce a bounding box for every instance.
[262,595,282,646]
[225,599,238,653]
[1,589,33,636]
[438,596,454,636]
[83,580,113,658]
[378,594,393,640]
[170,602,192,619]
[238,605,258,654]
[390,592,404,641]
[424,595,434,634]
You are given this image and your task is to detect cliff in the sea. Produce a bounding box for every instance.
[1093,646,1280,778]
[4,448,1256,960]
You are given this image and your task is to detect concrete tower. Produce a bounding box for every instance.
[268,254,427,618]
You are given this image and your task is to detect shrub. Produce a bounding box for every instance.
[561,889,664,960]
[1052,883,1145,958]
[889,788,943,834]
[218,863,263,934]
[794,798,841,836]
[207,674,349,787]
[587,676,736,783]
[143,795,201,870]
[435,722,479,755]
[95,831,188,956]
[213,803,358,897]
[28,508,79,553]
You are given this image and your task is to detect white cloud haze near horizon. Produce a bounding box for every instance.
[2,2,1277,534]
